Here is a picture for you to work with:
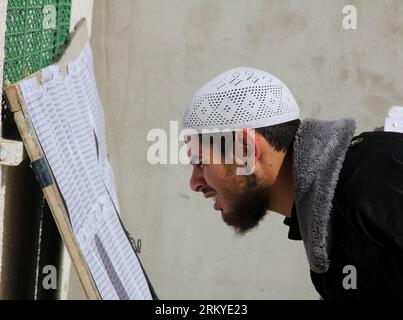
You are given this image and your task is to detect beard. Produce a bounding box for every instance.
[221,173,269,235]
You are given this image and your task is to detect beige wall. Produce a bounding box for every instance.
[69,0,403,299]
[70,0,94,33]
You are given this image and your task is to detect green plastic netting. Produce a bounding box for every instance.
[3,0,71,84]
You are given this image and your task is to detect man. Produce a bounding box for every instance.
[182,67,403,299]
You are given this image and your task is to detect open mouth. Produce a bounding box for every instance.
[203,193,220,210]
[210,195,220,210]
[201,188,221,210]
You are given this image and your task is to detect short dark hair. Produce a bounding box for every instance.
[198,119,301,157]
[255,119,301,153]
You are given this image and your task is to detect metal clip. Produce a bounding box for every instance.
[351,137,364,146]
[125,229,142,254]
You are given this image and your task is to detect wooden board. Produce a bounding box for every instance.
[3,20,101,300]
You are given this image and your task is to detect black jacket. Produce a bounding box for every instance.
[287,130,403,299]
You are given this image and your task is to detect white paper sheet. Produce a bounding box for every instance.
[385,106,403,133]
[19,42,152,300]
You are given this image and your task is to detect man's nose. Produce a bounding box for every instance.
[189,167,206,192]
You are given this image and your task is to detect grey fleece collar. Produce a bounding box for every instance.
[293,118,356,273]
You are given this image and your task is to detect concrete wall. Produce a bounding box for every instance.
[70,0,94,34]
[68,0,403,299]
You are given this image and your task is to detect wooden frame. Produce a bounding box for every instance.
[3,20,101,300]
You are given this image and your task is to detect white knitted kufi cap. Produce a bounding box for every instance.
[182,67,300,132]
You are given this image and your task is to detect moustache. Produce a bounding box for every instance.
[201,186,215,194]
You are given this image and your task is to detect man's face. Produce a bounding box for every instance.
[188,137,270,235]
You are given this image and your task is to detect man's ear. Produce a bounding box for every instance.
[234,128,260,167]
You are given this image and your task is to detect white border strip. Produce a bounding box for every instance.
[0,0,8,286]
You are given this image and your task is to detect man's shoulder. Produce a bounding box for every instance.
[338,131,403,186]
[334,131,403,246]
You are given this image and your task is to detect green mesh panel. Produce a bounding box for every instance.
[4,0,71,84]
